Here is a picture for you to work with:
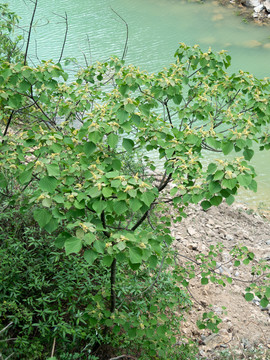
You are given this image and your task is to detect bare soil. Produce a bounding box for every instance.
[171,202,270,358]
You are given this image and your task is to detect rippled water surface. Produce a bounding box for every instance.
[7,0,270,206]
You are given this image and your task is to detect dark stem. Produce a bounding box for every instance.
[55,11,68,63]
[24,0,38,65]
[2,110,14,141]
[110,8,128,60]
[110,258,117,313]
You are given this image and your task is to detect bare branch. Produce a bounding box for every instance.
[109,355,137,360]
[24,0,38,65]
[110,8,128,60]
[0,322,13,335]
[53,11,68,63]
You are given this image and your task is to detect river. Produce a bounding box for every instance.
[6,0,270,207]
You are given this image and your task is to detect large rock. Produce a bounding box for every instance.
[241,0,261,7]
[264,0,270,12]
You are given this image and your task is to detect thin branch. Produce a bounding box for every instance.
[110,258,117,313]
[140,255,166,295]
[53,11,68,63]
[2,111,15,141]
[110,8,128,60]
[24,0,38,65]
[0,323,13,335]
[50,337,56,358]
[109,355,137,360]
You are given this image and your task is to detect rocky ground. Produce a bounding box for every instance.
[171,202,270,358]
[218,0,270,25]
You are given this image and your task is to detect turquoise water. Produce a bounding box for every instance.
[6,0,270,206]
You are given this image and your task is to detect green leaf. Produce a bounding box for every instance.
[201,278,209,285]
[206,137,220,150]
[209,181,221,195]
[243,148,254,161]
[116,109,129,123]
[84,249,98,265]
[46,164,60,177]
[148,255,158,269]
[245,293,254,302]
[107,133,119,148]
[210,196,222,206]
[18,170,32,185]
[260,297,269,308]
[33,208,52,228]
[207,163,217,174]
[93,240,105,254]
[44,217,58,233]
[248,180,257,192]
[237,174,252,187]
[102,255,114,267]
[141,191,155,207]
[102,187,113,198]
[265,287,270,298]
[65,237,82,255]
[130,198,142,212]
[221,141,233,155]
[213,170,224,181]
[114,200,128,215]
[0,173,7,188]
[92,200,106,214]
[39,176,58,193]
[129,247,143,264]
[226,195,235,205]
[122,138,134,153]
[221,178,237,190]
[84,141,96,155]
[84,233,95,245]
[201,200,211,210]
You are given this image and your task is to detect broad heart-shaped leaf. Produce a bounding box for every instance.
[207,163,217,174]
[84,141,96,155]
[116,108,129,123]
[46,164,60,177]
[129,247,143,264]
[92,200,107,214]
[244,292,254,302]
[209,181,221,195]
[18,170,32,185]
[141,191,155,207]
[64,237,82,255]
[84,249,98,265]
[221,141,233,155]
[210,196,222,206]
[248,180,257,192]
[226,194,235,205]
[33,208,52,228]
[130,198,142,212]
[114,200,128,215]
[201,200,211,211]
[44,217,58,233]
[102,255,114,267]
[122,138,134,153]
[237,174,252,187]
[260,297,269,308]
[39,176,58,193]
[107,133,119,149]
[93,240,105,254]
[243,147,254,161]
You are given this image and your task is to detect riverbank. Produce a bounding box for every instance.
[217,0,270,25]
[171,201,270,358]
